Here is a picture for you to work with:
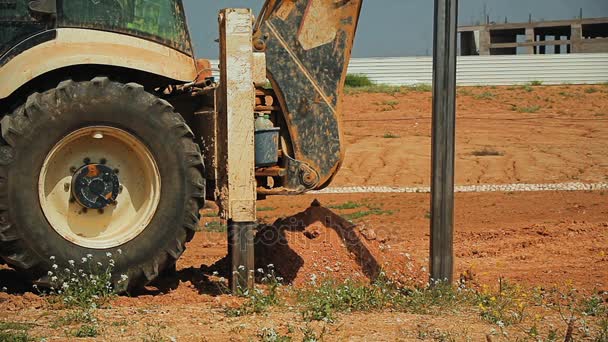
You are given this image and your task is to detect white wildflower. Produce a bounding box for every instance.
[106,252,112,258]
[120,274,128,281]
[47,271,53,276]
[52,264,58,269]
[51,276,57,282]
[81,257,87,263]
[68,260,75,266]
[117,249,122,254]
[49,256,55,261]
[267,264,274,268]
[238,265,245,271]
[86,254,93,259]
[257,268,264,273]
[212,271,219,276]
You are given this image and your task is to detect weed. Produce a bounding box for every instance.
[585,87,599,94]
[0,322,32,342]
[596,318,608,341]
[201,211,219,217]
[457,89,473,96]
[559,91,575,97]
[345,84,404,95]
[328,201,362,210]
[301,325,326,342]
[580,294,607,317]
[298,278,392,321]
[341,208,393,221]
[529,80,543,86]
[513,105,541,113]
[204,221,227,232]
[73,323,98,338]
[475,279,527,326]
[474,92,495,100]
[257,206,276,212]
[425,211,431,219]
[406,83,432,92]
[594,113,606,117]
[225,266,282,317]
[471,148,504,157]
[383,132,400,139]
[46,253,122,309]
[345,74,374,88]
[521,84,534,92]
[258,327,291,342]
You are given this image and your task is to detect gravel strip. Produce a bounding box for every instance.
[311,182,608,194]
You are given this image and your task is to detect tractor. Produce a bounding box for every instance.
[0,0,362,290]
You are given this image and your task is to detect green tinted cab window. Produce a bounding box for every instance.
[59,0,192,55]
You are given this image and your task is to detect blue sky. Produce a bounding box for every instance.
[182,0,608,58]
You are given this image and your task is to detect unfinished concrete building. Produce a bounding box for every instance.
[459,17,608,56]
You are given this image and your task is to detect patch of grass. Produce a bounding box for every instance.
[474,91,495,100]
[0,322,32,342]
[471,148,504,157]
[529,80,543,86]
[258,327,292,342]
[457,88,473,96]
[257,206,276,212]
[342,209,393,221]
[225,267,282,317]
[475,279,528,326]
[204,221,227,232]
[580,294,607,317]
[328,201,362,210]
[382,100,399,107]
[73,324,98,338]
[345,74,374,88]
[345,84,404,95]
[383,132,400,139]
[406,83,432,92]
[301,325,326,342]
[520,84,534,92]
[201,211,219,217]
[585,87,599,94]
[558,91,575,97]
[512,105,541,113]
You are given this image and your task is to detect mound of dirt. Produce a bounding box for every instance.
[254,200,426,286]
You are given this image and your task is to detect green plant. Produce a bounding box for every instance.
[383,132,400,139]
[471,148,503,156]
[73,323,98,338]
[513,105,541,113]
[520,84,534,92]
[201,211,219,217]
[457,88,473,96]
[474,91,495,100]
[225,266,282,317]
[0,322,33,342]
[341,208,393,221]
[301,325,326,342]
[529,80,543,86]
[257,327,292,342]
[406,83,432,92]
[580,294,607,317]
[204,221,227,232]
[345,74,374,88]
[328,201,362,210]
[475,279,528,326]
[345,83,404,95]
[257,206,276,212]
[46,253,122,309]
[585,87,599,94]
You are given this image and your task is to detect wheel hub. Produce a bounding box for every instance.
[71,164,119,209]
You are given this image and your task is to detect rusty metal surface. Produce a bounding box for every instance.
[258,0,363,190]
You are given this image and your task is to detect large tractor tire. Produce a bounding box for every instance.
[0,77,204,291]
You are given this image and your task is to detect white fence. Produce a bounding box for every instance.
[209,53,608,86]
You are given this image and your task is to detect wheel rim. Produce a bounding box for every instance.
[39,126,161,249]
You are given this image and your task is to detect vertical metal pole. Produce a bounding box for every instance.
[218,8,257,292]
[430,0,458,284]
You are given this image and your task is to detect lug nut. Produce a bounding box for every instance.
[114,169,120,174]
[83,158,91,164]
[100,158,107,165]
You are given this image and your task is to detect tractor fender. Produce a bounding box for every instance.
[0,28,197,100]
